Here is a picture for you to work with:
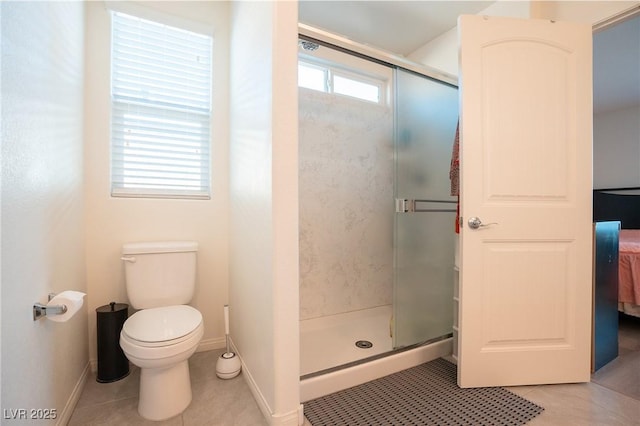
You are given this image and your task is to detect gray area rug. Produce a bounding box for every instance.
[305,358,544,425]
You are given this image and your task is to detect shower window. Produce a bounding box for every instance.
[298,62,328,92]
[333,74,380,103]
[298,59,385,104]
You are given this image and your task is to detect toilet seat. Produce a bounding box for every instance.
[122,305,202,348]
[119,304,204,421]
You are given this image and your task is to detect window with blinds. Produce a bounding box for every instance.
[111,12,212,199]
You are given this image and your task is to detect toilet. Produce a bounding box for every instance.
[119,241,203,421]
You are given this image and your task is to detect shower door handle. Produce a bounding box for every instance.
[396,199,416,213]
[395,199,457,213]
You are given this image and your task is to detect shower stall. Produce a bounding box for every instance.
[298,37,460,399]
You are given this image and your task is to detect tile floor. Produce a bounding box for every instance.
[591,314,640,401]
[69,349,268,426]
[71,317,640,425]
[507,314,640,425]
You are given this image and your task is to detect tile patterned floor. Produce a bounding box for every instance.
[71,318,640,425]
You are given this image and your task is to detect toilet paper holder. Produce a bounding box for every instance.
[33,293,68,321]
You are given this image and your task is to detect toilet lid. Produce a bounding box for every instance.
[122,305,202,344]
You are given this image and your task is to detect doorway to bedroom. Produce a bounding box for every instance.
[590,10,640,399]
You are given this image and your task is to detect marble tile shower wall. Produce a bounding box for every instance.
[299,89,394,320]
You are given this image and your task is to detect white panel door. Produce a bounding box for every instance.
[458,15,593,388]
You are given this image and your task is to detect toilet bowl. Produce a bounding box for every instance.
[120,305,203,421]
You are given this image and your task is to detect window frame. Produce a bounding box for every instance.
[109,11,213,200]
[298,56,388,105]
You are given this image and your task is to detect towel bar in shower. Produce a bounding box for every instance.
[395,198,457,213]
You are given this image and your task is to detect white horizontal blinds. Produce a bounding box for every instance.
[111,12,212,199]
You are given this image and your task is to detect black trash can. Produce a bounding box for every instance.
[96,302,130,383]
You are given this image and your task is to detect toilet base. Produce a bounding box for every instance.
[138,360,192,421]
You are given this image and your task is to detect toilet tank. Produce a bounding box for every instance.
[122,241,198,309]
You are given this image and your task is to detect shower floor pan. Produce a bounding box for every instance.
[300,305,453,401]
[300,305,394,376]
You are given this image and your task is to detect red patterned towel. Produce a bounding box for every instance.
[450,123,460,233]
[450,123,460,197]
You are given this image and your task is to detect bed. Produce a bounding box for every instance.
[594,188,640,317]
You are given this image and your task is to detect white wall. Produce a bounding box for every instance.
[408,1,640,77]
[593,105,640,188]
[533,1,640,23]
[84,1,230,365]
[229,1,300,424]
[408,1,531,76]
[1,3,3,413]
[1,2,88,422]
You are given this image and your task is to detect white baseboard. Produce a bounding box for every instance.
[271,407,302,426]
[88,336,226,372]
[232,338,301,426]
[57,362,90,426]
[196,336,225,353]
[234,340,272,423]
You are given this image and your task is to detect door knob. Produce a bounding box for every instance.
[468,217,498,229]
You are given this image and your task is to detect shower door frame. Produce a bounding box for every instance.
[298,26,460,373]
[392,67,459,350]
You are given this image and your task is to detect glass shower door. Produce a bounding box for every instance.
[393,69,459,348]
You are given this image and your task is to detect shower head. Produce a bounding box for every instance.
[299,40,320,52]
